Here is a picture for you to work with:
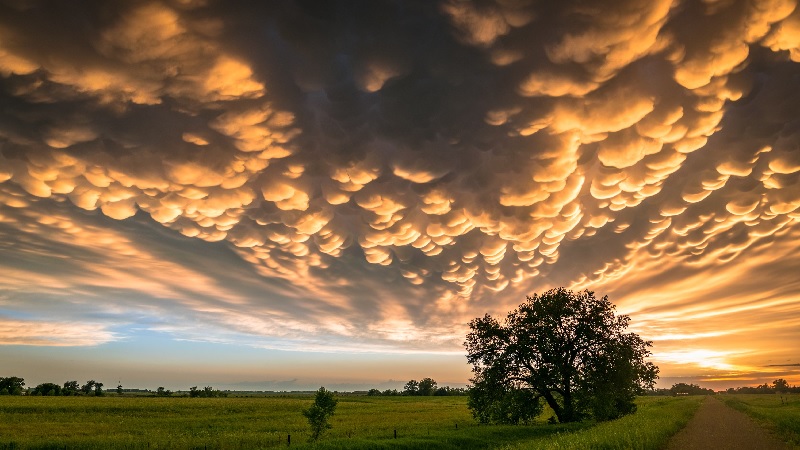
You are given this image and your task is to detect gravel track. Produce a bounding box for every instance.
[665,396,791,450]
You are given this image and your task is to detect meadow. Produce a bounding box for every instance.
[720,394,800,447]
[0,395,702,449]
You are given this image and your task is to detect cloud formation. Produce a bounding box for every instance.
[2,0,800,383]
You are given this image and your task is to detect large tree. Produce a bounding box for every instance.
[465,288,659,423]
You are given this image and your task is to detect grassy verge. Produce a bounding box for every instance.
[719,394,800,448]
[498,396,704,450]
[0,395,700,449]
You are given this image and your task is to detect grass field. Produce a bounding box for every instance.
[500,396,703,450]
[719,394,800,448]
[0,395,702,449]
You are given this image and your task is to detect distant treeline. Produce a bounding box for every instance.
[366,378,467,396]
[0,378,105,396]
[4,375,797,397]
[645,379,799,396]
[0,377,229,397]
[724,378,800,394]
[646,383,717,396]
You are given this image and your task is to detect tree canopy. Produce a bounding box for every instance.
[465,288,659,424]
[0,377,25,395]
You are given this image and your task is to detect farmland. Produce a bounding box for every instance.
[0,395,704,449]
[720,394,800,448]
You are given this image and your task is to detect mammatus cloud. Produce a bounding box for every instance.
[1,0,800,383]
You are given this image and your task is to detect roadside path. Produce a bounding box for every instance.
[665,396,791,450]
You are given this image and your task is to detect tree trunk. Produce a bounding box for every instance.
[541,389,579,423]
[540,390,564,422]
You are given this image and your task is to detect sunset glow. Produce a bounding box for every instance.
[1,0,800,391]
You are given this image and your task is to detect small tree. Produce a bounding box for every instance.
[116,384,123,395]
[302,387,338,441]
[403,379,419,395]
[156,387,172,397]
[773,379,790,393]
[63,381,80,396]
[81,380,97,395]
[418,378,438,396]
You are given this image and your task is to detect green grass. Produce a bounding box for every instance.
[498,396,704,450]
[0,395,701,449]
[719,393,800,448]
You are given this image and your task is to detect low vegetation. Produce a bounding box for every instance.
[0,394,703,449]
[720,394,800,447]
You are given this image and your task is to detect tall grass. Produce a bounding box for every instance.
[0,395,700,449]
[720,394,800,447]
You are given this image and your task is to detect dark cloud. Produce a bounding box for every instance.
[1,0,800,382]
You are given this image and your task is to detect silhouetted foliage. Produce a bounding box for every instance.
[403,379,418,395]
[366,383,465,397]
[0,377,25,395]
[772,378,790,393]
[81,380,97,395]
[465,288,659,424]
[727,381,800,394]
[116,384,123,395]
[31,382,62,396]
[468,376,543,424]
[434,386,467,396]
[670,383,715,395]
[188,386,227,397]
[418,377,438,396]
[63,381,80,396]
[156,386,172,397]
[302,387,337,441]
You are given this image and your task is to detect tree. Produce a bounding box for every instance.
[465,288,659,423]
[116,384,123,395]
[81,380,97,395]
[403,380,419,395]
[32,382,62,396]
[188,385,226,398]
[94,382,104,397]
[418,378,438,396]
[773,379,790,393]
[670,383,714,396]
[156,387,172,397]
[302,387,338,441]
[0,377,25,395]
[63,381,80,396]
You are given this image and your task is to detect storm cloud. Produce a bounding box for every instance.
[2,0,800,384]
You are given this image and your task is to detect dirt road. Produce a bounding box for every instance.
[665,396,791,449]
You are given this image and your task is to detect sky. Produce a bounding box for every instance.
[1,0,800,392]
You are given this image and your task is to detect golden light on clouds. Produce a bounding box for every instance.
[1,0,800,387]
